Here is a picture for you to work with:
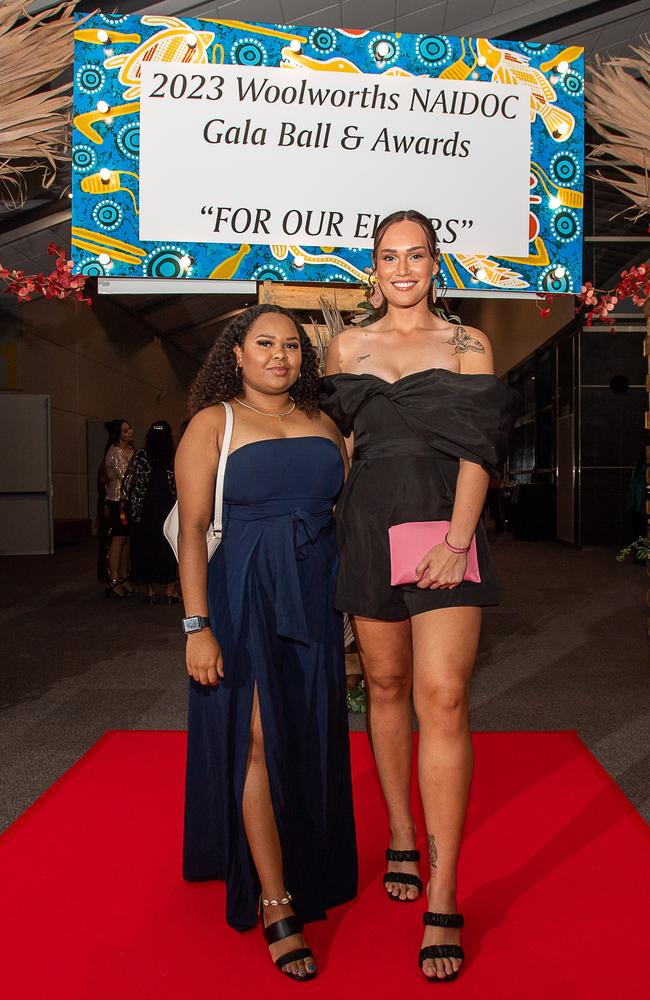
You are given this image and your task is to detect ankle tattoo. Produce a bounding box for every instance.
[428,834,438,874]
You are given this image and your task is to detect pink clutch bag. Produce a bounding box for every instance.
[388,521,481,586]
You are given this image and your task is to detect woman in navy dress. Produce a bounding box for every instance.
[320,210,519,982]
[175,304,357,982]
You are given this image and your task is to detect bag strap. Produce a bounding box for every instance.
[211,400,233,539]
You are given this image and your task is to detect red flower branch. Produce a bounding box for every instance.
[535,263,649,333]
[0,243,90,304]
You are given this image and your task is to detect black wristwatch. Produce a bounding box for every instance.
[182,616,211,635]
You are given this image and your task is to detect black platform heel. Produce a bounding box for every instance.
[418,912,465,983]
[384,848,423,900]
[261,892,317,982]
[105,579,127,599]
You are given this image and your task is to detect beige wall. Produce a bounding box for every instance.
[459,295,575,376]
[8,297,198,522]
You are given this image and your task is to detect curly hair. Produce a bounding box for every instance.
[188,304,320,417]
[365,208,448,317]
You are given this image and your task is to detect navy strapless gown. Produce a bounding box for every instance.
[183,436,358,931]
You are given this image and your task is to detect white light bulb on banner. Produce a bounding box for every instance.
[555,265,566,278]
[477,55,487,67]
[471,71,479,79]
[67,192,73,199]
[179,254,192,270]
[289,39,302,52]
[549,195,561,208]
[557,60,569,74]
[476,268,487,281]
[104,47,114,57]
[293,254,305,268]
[186,33,198,48]
[99,168,111,183]
[376,41,391,59]
[556,122,569,135]
[97,29,109,44]
[96,100,110,114]
[104,117,114,128]
[98,253,111,266]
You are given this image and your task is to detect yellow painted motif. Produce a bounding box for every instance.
[454,252,528,289]
[271,245,369,282]
[80,169,140,214]
[209,245,251,279]
[531,163,584,208]
[475,38,575,141]
[539,47,583,73]
[73,102,140,145]
[71,227,146,266]
[74,28,141,45]
[104,16,215,100]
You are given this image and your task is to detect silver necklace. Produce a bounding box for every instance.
[234,396,296,421]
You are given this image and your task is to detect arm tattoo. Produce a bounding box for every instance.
[428,834,438,873]
[446,326,485,356]
[356,353,371,362]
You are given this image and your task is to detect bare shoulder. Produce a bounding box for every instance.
[445,323,491,355]
[446,324,494,374]
[324,326,366,374]
[176,404,224,465]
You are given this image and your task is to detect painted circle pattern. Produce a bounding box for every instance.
[117,122,140,161]
[550,151,580,186]
[309,27,337,53]
[76,63,105,94]
[92,199,123,231]
[230,37,268,65]
[416,34,451,67]
[551,207,580,243]
[72,144,97,173]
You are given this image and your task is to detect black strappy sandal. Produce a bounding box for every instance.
[418,912,465,983]
[262,892,317,982]
[383,848,423,901]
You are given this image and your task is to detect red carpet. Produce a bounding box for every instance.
[1,731,648,998]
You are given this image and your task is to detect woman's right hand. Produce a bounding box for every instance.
[186,630,224,686]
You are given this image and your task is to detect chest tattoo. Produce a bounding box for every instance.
[356,353,371,362]
[446,326,485,355]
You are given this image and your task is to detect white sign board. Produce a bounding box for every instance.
[139,63,530,255]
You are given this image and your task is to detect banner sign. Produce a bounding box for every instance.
[139,64,530,255]
[72,14,584,294]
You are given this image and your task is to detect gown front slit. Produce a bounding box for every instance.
[183,435,358,932]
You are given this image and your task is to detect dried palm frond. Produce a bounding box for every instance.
[309,295,346,371]
[0,0,84,207]
[586,38,650,221]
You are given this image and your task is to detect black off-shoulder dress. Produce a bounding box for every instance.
[319,368,520,621]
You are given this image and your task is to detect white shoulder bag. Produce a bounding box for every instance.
[163,400,234,562]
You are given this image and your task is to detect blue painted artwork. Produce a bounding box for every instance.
[72,13,584,293]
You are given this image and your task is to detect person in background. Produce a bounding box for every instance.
[125,421,180,603]
[104,418,135,599]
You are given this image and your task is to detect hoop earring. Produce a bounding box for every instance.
[431,273,437,304]
[235,361,242,377]
[368,273,385,310]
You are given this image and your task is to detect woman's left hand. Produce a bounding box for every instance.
[415,543,466,590]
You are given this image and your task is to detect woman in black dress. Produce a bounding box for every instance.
[321,210,519,982]
[125,421,180,603]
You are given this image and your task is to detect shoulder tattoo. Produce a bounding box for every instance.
[446,326,485,356]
